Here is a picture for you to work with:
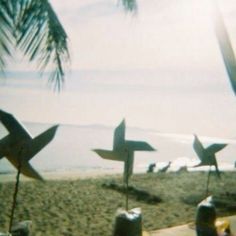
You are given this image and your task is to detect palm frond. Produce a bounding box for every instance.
[120,0,137,13]
[15,0,69,90]
[0,0,14,71]
[213,2,236,95]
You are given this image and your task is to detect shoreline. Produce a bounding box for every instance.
[1,168,235,183]
[0,168,123,182]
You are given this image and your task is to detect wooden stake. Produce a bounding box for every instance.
[206,166,211,197]
[9,148,23,232]
[125,150,129,211]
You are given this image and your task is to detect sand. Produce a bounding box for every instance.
[0,171,236,235]
[149,215,236,235]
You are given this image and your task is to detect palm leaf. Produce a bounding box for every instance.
[0,0,137,89]
[213,2,236,95]
[0,0,14,70]
[120,0,137,12]
[15,0,69,90]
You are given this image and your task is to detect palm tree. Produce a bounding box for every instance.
[123,0,236,95]
[3,0,235,94]
[0,0,137,90]
[0,0,70,90]
[213,2,236,95]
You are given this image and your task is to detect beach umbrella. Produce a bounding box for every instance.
[0,109,59,232]
[212,1,236,95]
[93,119,155,210]
[193,134,227,196]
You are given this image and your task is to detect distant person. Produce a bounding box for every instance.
[147,163,156,173]
[158,161,171,173]
[177,165,188,173]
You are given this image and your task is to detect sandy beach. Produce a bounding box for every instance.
[1,171,236,235]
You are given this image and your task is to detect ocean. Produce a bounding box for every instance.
[1,68,236,177]
[0,122,236,176]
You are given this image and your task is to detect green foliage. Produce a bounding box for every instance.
[120,0,137,12]
[0,1,14,70]
[0,0,69,90]
[0,0,139,90]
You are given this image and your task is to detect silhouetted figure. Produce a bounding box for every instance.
[177,165,188,173]
[147,163,156,173]
[159,161,171,173]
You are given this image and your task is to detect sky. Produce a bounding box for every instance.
[48,0,236,71]
[1,0,236,139]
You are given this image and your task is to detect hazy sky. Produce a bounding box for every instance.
[1,0,236,139]
[48,0,236,71]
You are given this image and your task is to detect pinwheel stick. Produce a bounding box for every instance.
[125,151,130,211]
[9,148,23,232]
[206,166,212,197]
[125,176,129,211]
